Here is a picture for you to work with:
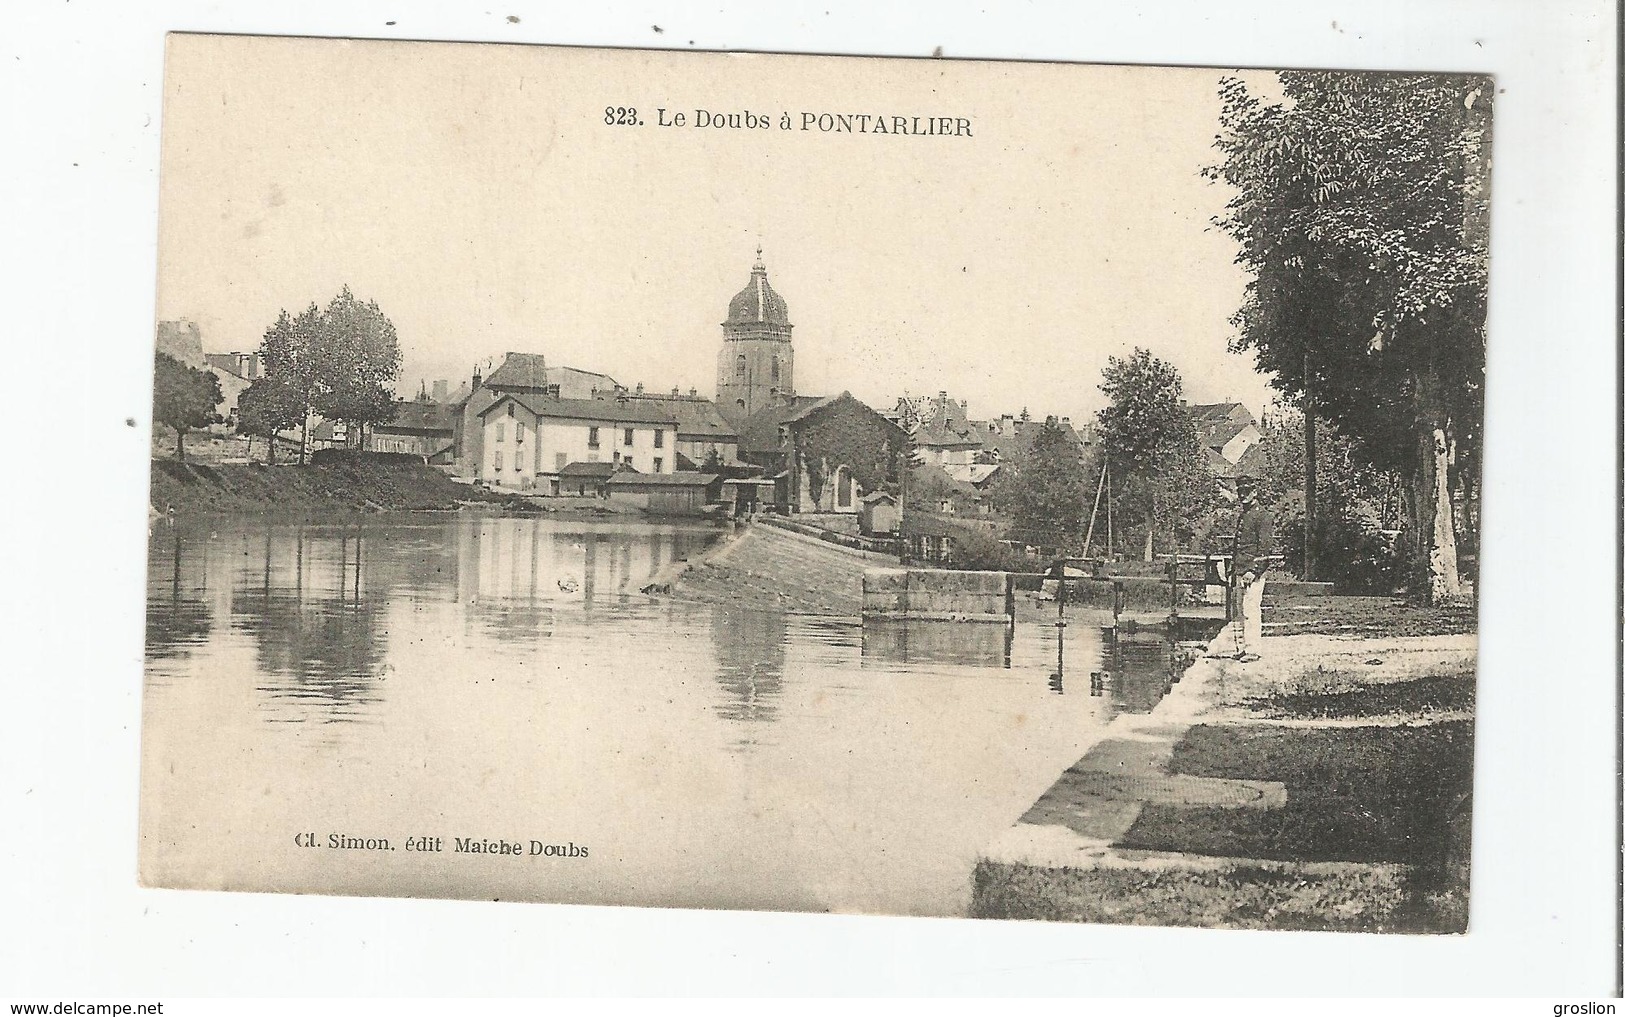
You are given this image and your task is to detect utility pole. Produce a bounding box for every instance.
[1304,351,1317,581]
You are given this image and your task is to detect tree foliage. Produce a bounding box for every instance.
[152,352,223,462]
[1096,348,1215,559]
[1206,71,1490,602]
[236,378,305,464]
[258,286,403,461]
[1251,405,1403,591]
[997,417,1093,551]
[313,286,402,436]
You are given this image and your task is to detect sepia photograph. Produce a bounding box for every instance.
[133,35,1488,929]
[3,0,1619,1001]
[135,35,1494,933]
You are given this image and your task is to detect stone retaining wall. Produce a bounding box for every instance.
[862,568,1014,623]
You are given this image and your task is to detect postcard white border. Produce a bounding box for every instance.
[4,0,1618,997]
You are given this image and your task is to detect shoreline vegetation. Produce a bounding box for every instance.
[148,455,633,521]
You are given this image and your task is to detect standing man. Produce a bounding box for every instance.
[1230,476,1273,662]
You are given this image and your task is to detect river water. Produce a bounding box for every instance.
[141,513,1204,917]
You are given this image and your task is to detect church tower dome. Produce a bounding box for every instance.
[716,247,794,426]
[726,249,792,329]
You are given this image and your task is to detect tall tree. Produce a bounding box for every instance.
[1206,71,1490,603]
[152,352,223,462]
[236,378,305,464]
[313,286,402,446]
[259,303,324,463]
[258,287,403,461]
[1096,348,1215,560]
[998,417,1093,551]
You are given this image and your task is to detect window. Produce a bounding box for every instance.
[494,451,504,471]
[587,426,600,448]
[506,403,515,417]
[771,356,780,382]
[516,422,525,444]
[555,452,567,471]
[623,428,635,447]
[495,423,505,443]
[735,353,747,377]
[653,457,663,473]
[653,429,664,449]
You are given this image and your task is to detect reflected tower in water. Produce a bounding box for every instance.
[709,605,788,731]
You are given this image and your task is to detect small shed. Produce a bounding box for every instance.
[558,461,616,497]
[858,490,900,536]
[721,476,777,517]
[604,471,721,516]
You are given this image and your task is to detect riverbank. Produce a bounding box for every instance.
[971,595,1476,933]
[149,457,525,517]
[663,521,874,614]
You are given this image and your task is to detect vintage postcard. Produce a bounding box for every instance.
[142,35,1486,931]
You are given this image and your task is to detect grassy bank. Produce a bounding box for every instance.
[1265,592,1477,637]
[972,857,1412,932]
[149,455,519,517]
[972,600,1475,932]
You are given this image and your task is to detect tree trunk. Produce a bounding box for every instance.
[1409,371,1462,605]
[174,425,186,463]
[1142,509,1155,562]
[266,431,277,466]
[299,405,310,465]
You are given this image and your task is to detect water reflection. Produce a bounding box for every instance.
[145,526,212,661]
[148,516,1219,738]
[143,511,1227,914]
[860,619,1013,670]
[710,606,787,731]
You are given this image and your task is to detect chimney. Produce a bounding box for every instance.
[1061,416,1070,425]
[635,382,644,395]
[433,379,448,402]
[472,366,483,389]
[689,387,697,397]
[672,386,680,396]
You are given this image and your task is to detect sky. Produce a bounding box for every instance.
[156,36,1279,424]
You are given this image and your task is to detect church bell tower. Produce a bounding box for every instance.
[716,247,793,427]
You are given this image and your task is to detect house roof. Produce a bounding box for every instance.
[605,471,719,488]
[477,393,678,426]
[559,461,617,478]
[979,416,1088,463]
[1204,447,1239,478]
[735,392,904,456]
[860,490,897,504]
[1194,417,1256,453]
[914,416,987,449]
[607,392,738,440]
[550,365,620,398]
[735,394,831,454]
[943,462,1001,487]
[379,400,455,434]
[1186,401,1254,425]
[482,352,550,391]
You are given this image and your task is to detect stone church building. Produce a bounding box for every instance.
[718,251,903,514]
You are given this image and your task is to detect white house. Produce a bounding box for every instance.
[476,394,679,492]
